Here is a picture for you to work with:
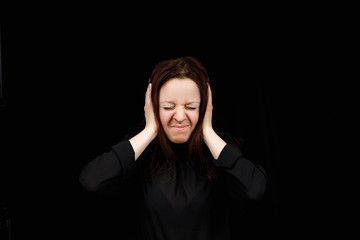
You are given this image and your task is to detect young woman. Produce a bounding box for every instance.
[79,56,267,240]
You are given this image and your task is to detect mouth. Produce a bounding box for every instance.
[171,125,189,131]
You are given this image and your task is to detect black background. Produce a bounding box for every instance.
[0,5,355,240]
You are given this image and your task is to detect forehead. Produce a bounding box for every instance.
[159,78,200,102]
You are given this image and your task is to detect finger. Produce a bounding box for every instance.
[207,84,212,104]
[147,83,152,102]
[145,83,152,107]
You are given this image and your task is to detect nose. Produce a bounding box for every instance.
[174,107,186,122]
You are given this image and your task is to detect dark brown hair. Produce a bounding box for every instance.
[147,56,216,181]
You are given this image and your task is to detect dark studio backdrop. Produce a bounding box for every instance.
[0,8,354,240]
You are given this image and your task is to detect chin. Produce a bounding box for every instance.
[169,136,190,144]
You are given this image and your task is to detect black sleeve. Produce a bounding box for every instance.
[79,140,136,193]
[214,140,268,202]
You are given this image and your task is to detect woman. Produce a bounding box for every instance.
[79,56,267,240]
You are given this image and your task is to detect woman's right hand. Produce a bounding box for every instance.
[129,83,158,161]
[144,83,158,134]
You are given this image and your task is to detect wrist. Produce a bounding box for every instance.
[202,126,226,160]
[203,126,214,138]
[143,125,157,140]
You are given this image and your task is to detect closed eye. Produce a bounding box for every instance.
[160,105,199,111]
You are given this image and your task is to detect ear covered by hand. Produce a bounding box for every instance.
[144,83,158,133]
[203,83,213,132]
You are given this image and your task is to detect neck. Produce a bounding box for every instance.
[170,140,189,158]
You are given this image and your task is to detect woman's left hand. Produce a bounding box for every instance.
[202,83,226,159]
[203,83,213,132]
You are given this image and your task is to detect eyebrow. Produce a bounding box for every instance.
[159,101,200,105]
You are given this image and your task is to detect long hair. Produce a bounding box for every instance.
[145,56,216,181]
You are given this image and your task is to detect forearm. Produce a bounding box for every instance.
[203,127,226,160]
[215,144,268,201]
[79,139,138,193]
[79,150,122,192]
[129,127,157,161]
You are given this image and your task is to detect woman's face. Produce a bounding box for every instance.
[159,78,200,144]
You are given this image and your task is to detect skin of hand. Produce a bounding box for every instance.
[202,84,227,159]
[203,83,214,132]
[144,83,158,134]
[129,83,158,161]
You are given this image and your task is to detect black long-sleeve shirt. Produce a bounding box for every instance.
[79,137,267,240]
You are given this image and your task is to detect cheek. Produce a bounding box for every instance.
[159,111,172,126]
[188,111,199,125]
